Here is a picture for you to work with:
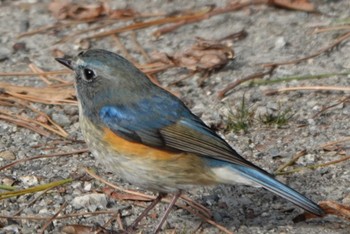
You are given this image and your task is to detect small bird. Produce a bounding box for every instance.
[56,49,323,232]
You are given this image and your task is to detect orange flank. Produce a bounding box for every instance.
[103,128,183,160]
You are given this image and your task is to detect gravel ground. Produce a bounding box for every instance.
[1,0,350,233]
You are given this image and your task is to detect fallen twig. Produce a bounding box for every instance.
[0,82,76,105]
[0,111,51,137]
[294,200,350,222]
[0,70,71,77]
[276,155,350,175]
[262,31,350,67]
[0,97,69,137]
[313,25,350,34]
[320,136,350,151]
[0,210,117,221]
[275,150,307,173]
[312,96,350,118]
[265,86,350,95]
[40,202,68,234]
[87,6,213,39]
[0,148,88,171]
[217,67,275,99]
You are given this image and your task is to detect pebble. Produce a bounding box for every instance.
[71,193,108,212]
[2,224,20,233]
[2,177,15,186]
[52,112,71,127]
[274,36,286,49]
[13,42,26,53]
[0,150,16,161]
[83,182,92,191]
[19,175,38,187]
[0,47,11,62]
[63,105,78,116]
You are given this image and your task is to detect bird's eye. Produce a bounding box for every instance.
[83,68,95,82]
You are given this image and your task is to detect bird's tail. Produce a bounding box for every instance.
[212,163,324,216]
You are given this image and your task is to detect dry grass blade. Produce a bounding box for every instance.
[85,168,154,200]
[40,202,68,234]
[153,0,266,37]
[13,187,54,216]
[319,201,350,221]
[320,136,350,150]
[0,210,117,221]
[0,178,73,200]
[28,63,52,84]
[0,111,51,137]
[265,86,350,95]
[263,31,350,67]
[27,63,72,84]
[111,34,136,63]
[0,82,76,105]
[138,62,174,75]
[313,25,350,34]
[312,96,350,118]
[61,224,113,234]
[103,187,153,202]
[17,23,62,38]
[218,67,275,99]
[270,0,315,12]
[294,201,350,222]
[102,209,123,230]
[131,31,151,62]
[151,37,234,73]
[0,70,71,77]
[0,148,88,171]
[180,194,212,218]
[1,96,69,137]
[81,6,213,41]
[276,155,350,175]
[275,150,307,173]
[180,205,234,234]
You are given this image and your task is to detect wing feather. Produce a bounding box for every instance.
[99,92,268,173]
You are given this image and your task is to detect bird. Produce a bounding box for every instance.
[55,49,324,233]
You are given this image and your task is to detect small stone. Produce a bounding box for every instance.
[38,207,49,215]
[0,218,8,228]
[275,36,286,49]
[2,224,20,233]
[0,151,16,161]
[52,113,71,127]
[71,193,107,212]
[302,154,316,164]
[2,177,15,186]
[13,42,26,52]
[63,106,78,116]
[0,47,11,62]
[307,118,316,125]
[71,181,81,189]
[19,175,39,187]
[19,20,30,33]
[212,211,223,222]
[83,182,92,191]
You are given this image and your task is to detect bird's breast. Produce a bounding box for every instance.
[78,110,219,192]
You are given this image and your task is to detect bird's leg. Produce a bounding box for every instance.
[127,193,166,232]
[154,191,182,233]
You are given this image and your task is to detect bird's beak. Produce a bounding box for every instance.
[55,57,74,70]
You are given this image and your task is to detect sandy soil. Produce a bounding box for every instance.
[0,0,349,233]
